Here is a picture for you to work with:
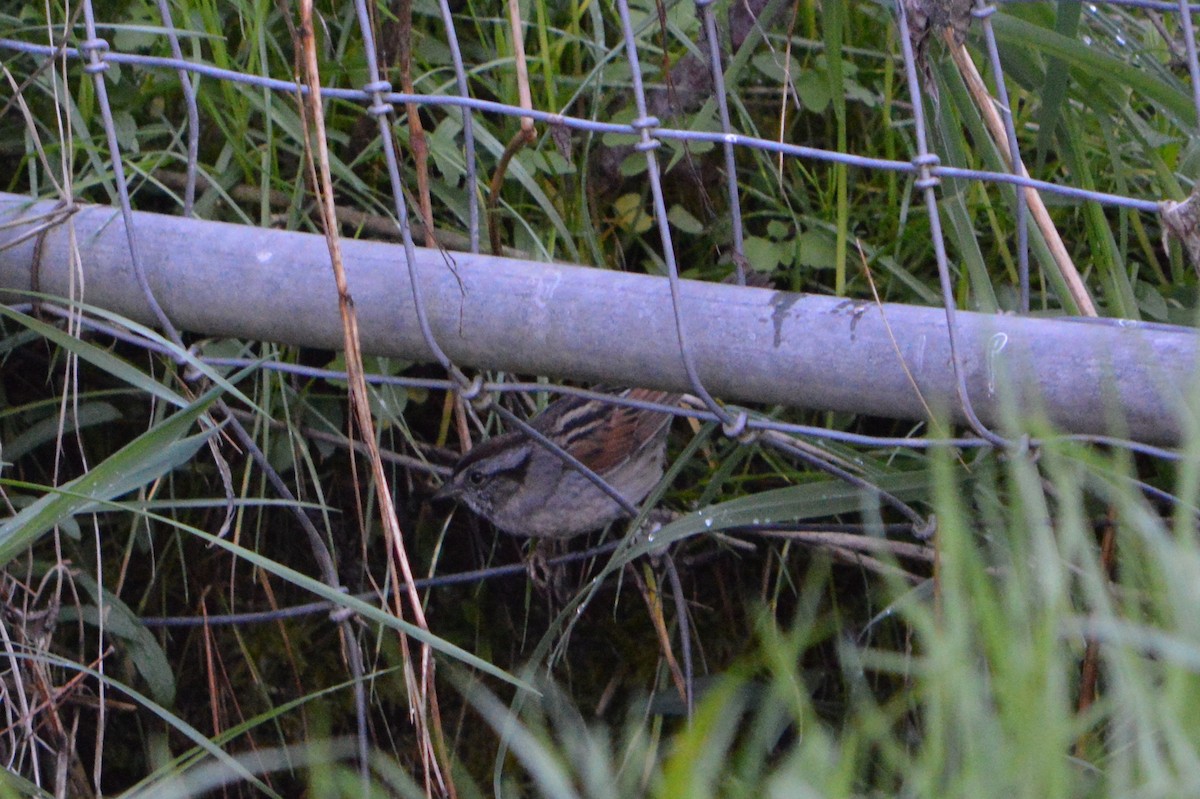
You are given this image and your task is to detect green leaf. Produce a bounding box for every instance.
[0,767,49,798]
[1135,280,1169,321]
[796,71,831,113]
[942,195,1000,313]
[518,149,576,177]
[111,110,140,155]
[751,52,802,85]
[1034,0,1082,167]
[767,220,791,240]
[845,79,877,108]
[613,193,653,234]
[428,116,466,184]
[797,229,838,270]
[3,495,81,541]
[66,572,177,706]
[744,235,786,272]
[823,8,847,124]
[110,19,161,52]
[668,205,705,235]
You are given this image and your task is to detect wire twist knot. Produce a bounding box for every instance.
[362,81,393,116]
[80,38,110,73]
[912,152,941,189]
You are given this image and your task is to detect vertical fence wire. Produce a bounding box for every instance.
[435,0,481,253]
[895,0,1008,446]
[615,0,738,433]
[696,0,748,282]
[1180,0,1200,129]
[971,1,1032,313]
[154,0,200,218]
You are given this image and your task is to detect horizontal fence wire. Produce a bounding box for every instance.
[0,36,1165,213]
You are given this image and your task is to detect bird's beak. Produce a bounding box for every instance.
[431,477,458,503]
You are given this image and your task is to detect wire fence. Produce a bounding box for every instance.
[4,0,1195,454]
[2,0,1200,789]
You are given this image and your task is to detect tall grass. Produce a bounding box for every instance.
[1,0,1199,795]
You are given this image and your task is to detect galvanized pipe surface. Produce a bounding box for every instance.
[0,193,1195,444]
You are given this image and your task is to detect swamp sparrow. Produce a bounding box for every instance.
[434,388,679,538]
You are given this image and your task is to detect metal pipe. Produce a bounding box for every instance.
[0,193,1195,445]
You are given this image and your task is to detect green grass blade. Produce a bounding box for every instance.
[0,393,219,563]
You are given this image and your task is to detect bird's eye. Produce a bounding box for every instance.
[467,469,485,486]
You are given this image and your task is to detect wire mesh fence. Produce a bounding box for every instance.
[3,0,1200,792]
[4,0,1196,448]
